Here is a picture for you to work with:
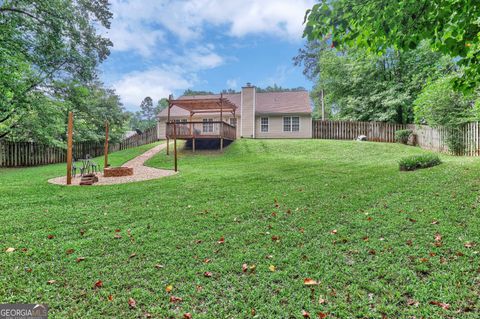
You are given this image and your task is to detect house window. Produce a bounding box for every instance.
[229,118,237,127]
[283,116,300,132]
[175,119,187,123]
[260,117,269,132]
[202,118,213,133]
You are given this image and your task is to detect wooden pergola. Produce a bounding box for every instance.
[166,93,238,171]
[167,93,237,121]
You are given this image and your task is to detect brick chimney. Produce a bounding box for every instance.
[241,83,255,138]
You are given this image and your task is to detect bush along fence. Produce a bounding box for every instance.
[0,126,159,167]
[312,120,480,156]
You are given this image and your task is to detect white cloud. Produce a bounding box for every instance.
[108,0,315,54]
[172,45,225,70]
[113,67,193,109]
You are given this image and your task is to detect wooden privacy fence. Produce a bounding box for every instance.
[312,120,480,156]
[0,126,159,167]
[312,120,406,143]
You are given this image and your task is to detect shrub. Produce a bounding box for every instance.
[395,129,413,144]
[399,154,441,171]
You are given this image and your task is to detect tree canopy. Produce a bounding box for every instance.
[304,0,480,92]
[0,0,113,139]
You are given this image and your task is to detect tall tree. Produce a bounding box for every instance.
[304,0,480,91]
[0,0,113,138]
[295,41,454,123]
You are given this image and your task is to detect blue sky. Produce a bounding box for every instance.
[100,0,315,111]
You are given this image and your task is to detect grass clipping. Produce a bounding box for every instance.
[399,153,441,171]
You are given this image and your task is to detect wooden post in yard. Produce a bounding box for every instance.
[104,120,109,169]
[220,94,224,150]
[66,112,73,185]
[173,122,178,172]
[167,94,172,155]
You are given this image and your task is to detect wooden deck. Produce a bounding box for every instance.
[166,121,236,151]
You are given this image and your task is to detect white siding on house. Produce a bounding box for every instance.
[255,115,312,139]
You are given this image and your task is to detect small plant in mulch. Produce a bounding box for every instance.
[399,154,441,171]
[395,129,413,145]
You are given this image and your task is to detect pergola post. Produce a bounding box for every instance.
[167,94,172,155]
[104,120,109,169]
[173,122,178,172]
[66,112,73,185]
[220,94,224,150]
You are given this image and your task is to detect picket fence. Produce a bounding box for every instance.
[0,126,159,167]
[312,120,480,156]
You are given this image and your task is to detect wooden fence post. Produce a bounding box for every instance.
[66,112,73,185]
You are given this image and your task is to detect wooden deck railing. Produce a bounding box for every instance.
[166,121,236,140]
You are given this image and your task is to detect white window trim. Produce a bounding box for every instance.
[260,117,269,133]
[202,118,214,133]
[229,117,237,127]
[283,116,300,132]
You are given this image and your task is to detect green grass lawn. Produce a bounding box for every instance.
[1,139,479,318]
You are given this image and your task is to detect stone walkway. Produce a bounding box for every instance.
[48,143,176,186]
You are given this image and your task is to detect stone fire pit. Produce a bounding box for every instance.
[103,166,134,177]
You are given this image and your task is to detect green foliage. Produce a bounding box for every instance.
[296,41,453,123]
[0,0,113,138]
[127,97,168,131]
[399,153,442,171]
[183,89,214,96]
[414,76,478,154]
[304,0,480,92]
[395,129,412,145]
[414,76,475,126]
[255,85,306,93]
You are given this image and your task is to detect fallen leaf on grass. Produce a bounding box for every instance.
[407,298,419,307]
[66,248,74,255]
[204,272,212,277]
[269,265,276,272]
[47,234,55,239]
[302,310,310,318]
[195,240,202,244]
[76,257,85,263]
[318,312,328,319]
[129,253,136,259]
[108,295,113,301]
[368,249,376,255]
[429,301,450,310]
[21,248,28,252]
[166,285,173,293]
[128,297,136,309]
[217,237,225,244]
[203,258,211,263]
[169,296,183,303]
[249,265,256,273]
[114,234,122,239]
[407,218,417,223]
[435,233,442,242]
[464,242,475,248]
[183,313,192,319]
[406,240,413,246]
[47,280,56,285]
[80,229,86,236]
[330,229,337,235]
[431,220,439,225]
[318,297,326,304]
[5,247,15,253]
[419,258,429,263]
[271,235,280,242]
[144,312,152,318]
[94,280,103,288]
[115,229,121,233]
[242,263,248,273]
[304,278,319,286]
[155,264,164,269]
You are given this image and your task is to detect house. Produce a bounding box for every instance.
[157,83,312,141]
